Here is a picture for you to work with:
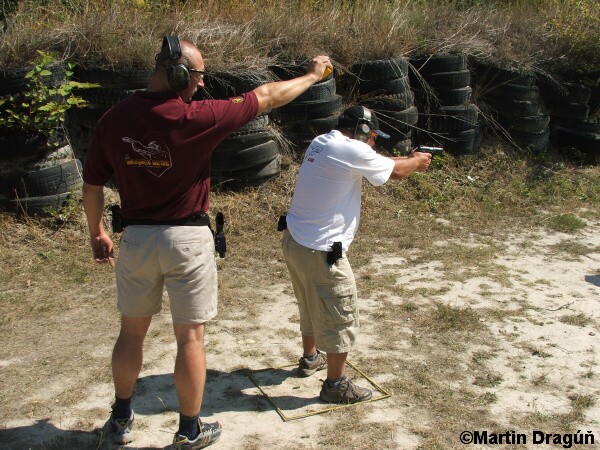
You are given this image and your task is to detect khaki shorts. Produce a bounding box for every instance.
[115,225,217,324]
[282,230,358,353]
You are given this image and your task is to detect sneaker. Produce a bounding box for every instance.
[297,350,327,377]
[320,376,372,404]
[109,409,134,444]
[173,420,222,449]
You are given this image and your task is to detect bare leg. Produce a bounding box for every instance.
[173,322,206,416]
[301,334,318,357]
[112,315,152,399]
[326,352,347,380]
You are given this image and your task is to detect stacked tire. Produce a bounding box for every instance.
[67,65,151,160]
[0,62,82,216]
[211,114,282,189]
[539,81,599,157]
[471,60,549,153]
[270,61,342,153]
[346,58,417,154]
[410,53,481,154]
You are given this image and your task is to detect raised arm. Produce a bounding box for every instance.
[252,55,332,115]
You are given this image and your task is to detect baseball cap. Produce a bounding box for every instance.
[337,105,390,139]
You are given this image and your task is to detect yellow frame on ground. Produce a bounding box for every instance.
[246,360,392,421]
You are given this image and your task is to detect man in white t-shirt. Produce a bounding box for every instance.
[282,105,432,403]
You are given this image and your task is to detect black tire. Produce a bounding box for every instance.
[217,130,275,152]
[510,128,550,152]
[426,105,479,133]
[295,77,337,102]
[362,91,415,112]
[483,83,540,101]
[231,114,270,135]
[357,75,411,96]
[546,101,590,121]
[272,95,343,122]
[470,60,536,86]
[28,145,76,170]
[65,122,94,160]
[424,70,471,89]
[77,88,140,108]
[383,105,419,132]
[350,58,409,81]
[212,155,281,188]
[481,97,543,117]
[269,60,322,81]
[497,113,550,133]
[541,81,592,104]
[441,129,477,154]
[200,71,274,99]
[285,115,339,135]
[211,139,280,172]
[390,139,413,155]
[551,125,600,153]
[9,191,73,216]
[15,159,82,197]
[409,53,467,75]
[73,66,152,89]
[0,62,66,96]
[68,106,108,129]
[415,86,472,107]
[0,132,48,164]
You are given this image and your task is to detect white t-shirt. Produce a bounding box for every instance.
[287,130,395,251]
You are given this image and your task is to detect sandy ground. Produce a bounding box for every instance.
[1,219,599,449]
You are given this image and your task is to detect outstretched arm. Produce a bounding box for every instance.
[388,151,432,180]
[253,55,332,115]
[82,182,115,267]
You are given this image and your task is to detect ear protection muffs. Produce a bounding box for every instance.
[162,35,190,91]
[354,107,373,142]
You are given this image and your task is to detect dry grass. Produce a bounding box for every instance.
[0,0,597,79]
[0,144,599,447]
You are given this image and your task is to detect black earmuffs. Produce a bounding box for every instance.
[354,107,373,142]
[162,35,190,91]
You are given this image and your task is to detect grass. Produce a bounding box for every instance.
[0,0,597,83]
[0,1,599,448]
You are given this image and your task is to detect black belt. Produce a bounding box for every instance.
[122,213,211,228]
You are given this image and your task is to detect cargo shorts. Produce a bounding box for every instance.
[115,225,217,324]
[282,229,358,353]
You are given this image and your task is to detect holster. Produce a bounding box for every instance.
[327,241,342,265]
[110,204,124,233]
[214,212,226,258]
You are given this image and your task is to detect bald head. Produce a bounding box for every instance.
[150,37,205,102]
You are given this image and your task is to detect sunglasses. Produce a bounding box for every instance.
[189,68,205,79]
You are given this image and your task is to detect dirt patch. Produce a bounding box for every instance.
[0,206,599,449]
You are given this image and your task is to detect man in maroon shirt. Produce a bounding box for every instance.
[82,36,331,449]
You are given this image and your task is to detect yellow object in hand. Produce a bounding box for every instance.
[322,67,332,79]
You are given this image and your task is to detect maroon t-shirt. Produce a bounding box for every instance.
[83,90,259,220]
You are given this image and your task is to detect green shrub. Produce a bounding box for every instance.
[0,50,97,147]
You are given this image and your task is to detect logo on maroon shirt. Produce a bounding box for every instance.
[231,96,244,103]
[122,137,172,177]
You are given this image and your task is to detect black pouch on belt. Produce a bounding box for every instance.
[214,212,226,258]
[110,204,124,233]
[327,241,342,265]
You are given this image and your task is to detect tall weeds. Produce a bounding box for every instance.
[0,0,596,77]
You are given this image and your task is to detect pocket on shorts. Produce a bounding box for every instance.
[316,283,357,326]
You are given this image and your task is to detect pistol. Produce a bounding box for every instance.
[417,145,444,156]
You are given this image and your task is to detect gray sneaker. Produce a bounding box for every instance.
[320,376,372,404]
[173,420,222,449]
[297,350,327,377]
[109,410,134,444]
